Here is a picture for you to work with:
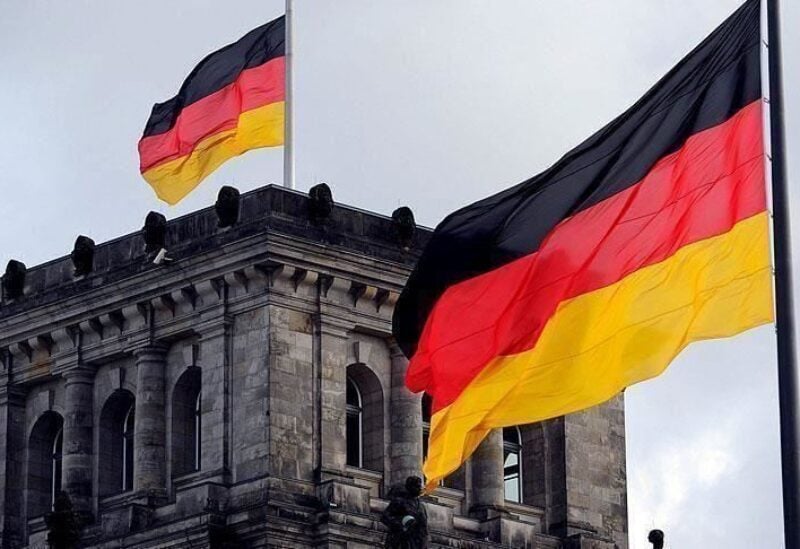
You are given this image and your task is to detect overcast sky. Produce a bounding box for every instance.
[1,1,797,547]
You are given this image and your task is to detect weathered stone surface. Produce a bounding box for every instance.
[62,367,94,516]
[388,344,422,486]
[548,395,628,549]
[133,344,168,495]
[0,387,26,547]
[231,308,270,482]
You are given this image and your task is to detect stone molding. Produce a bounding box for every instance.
[0,252,405,388]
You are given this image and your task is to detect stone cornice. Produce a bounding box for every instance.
[0,185,428,319]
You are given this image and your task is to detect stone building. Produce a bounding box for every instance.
[0,185,627,548]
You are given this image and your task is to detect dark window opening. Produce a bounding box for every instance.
[51,428,63,508]
[194,392,202,471]
[346,377,363,468]
[503,426,522,502]
[172,367,202,477]
[122,405,135,492]
[27,411,64,518]
[99,390,135,496]
[421,393,432,461]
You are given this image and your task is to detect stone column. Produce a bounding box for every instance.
[0,385,25,547]
[133,343,168,496]
[62,366,94,518]
[388,343,422,487]
[469,429,505,516]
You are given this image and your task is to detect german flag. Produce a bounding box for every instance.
[393,0,772,490]
[138,16,285,205]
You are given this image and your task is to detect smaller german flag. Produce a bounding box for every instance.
[138,16,285,205]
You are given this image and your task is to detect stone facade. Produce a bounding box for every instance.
[0,185,627,548]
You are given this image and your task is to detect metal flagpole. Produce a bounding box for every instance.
[766,0,799,547]
[283,0,295,189]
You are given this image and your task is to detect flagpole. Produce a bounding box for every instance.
[283,0,295,190]
[766,1,799,547]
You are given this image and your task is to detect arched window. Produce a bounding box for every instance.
[172,367,202,477]
[99,390,135,496]
[503,426,522,502]
[345,364,385,471]
[421,393,432,461]
[346,377,363,468]
[27,412,64,517]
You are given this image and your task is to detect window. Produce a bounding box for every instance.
[421,393,432,460]
[503,427,522,502]
[51,428,63,507]
[27,411,64,517]
[345,363,385,471]
[194,392,202,471]
[346,377,363,468]
[122,405,135,492]
[99,390,135,496]
[172,367,202,477]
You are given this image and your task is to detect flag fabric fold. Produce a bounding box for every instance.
[138,16,285,204]
[392,0,771,490]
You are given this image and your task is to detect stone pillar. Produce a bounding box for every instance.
[469,429,505,515]
[0,385,25,547]
[197,323,230,477]
[266,305,314,481]
[317,321,349,475]
[550,395,627,549]
[62,367,94,518]
[133,343,168,496]
[388,343,422,487]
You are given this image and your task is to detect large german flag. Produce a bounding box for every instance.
[138,16,285,205]
[393,0,772,490]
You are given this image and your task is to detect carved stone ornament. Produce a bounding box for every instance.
[142,211,167,253]
[380,476,429,549]
[391,206,416,248]
[45,492,82,549]
[215,185,241,228]
[648,529,664,549]
[308,183,334,224]
[2,259,26,300]
[71,235,96,276]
